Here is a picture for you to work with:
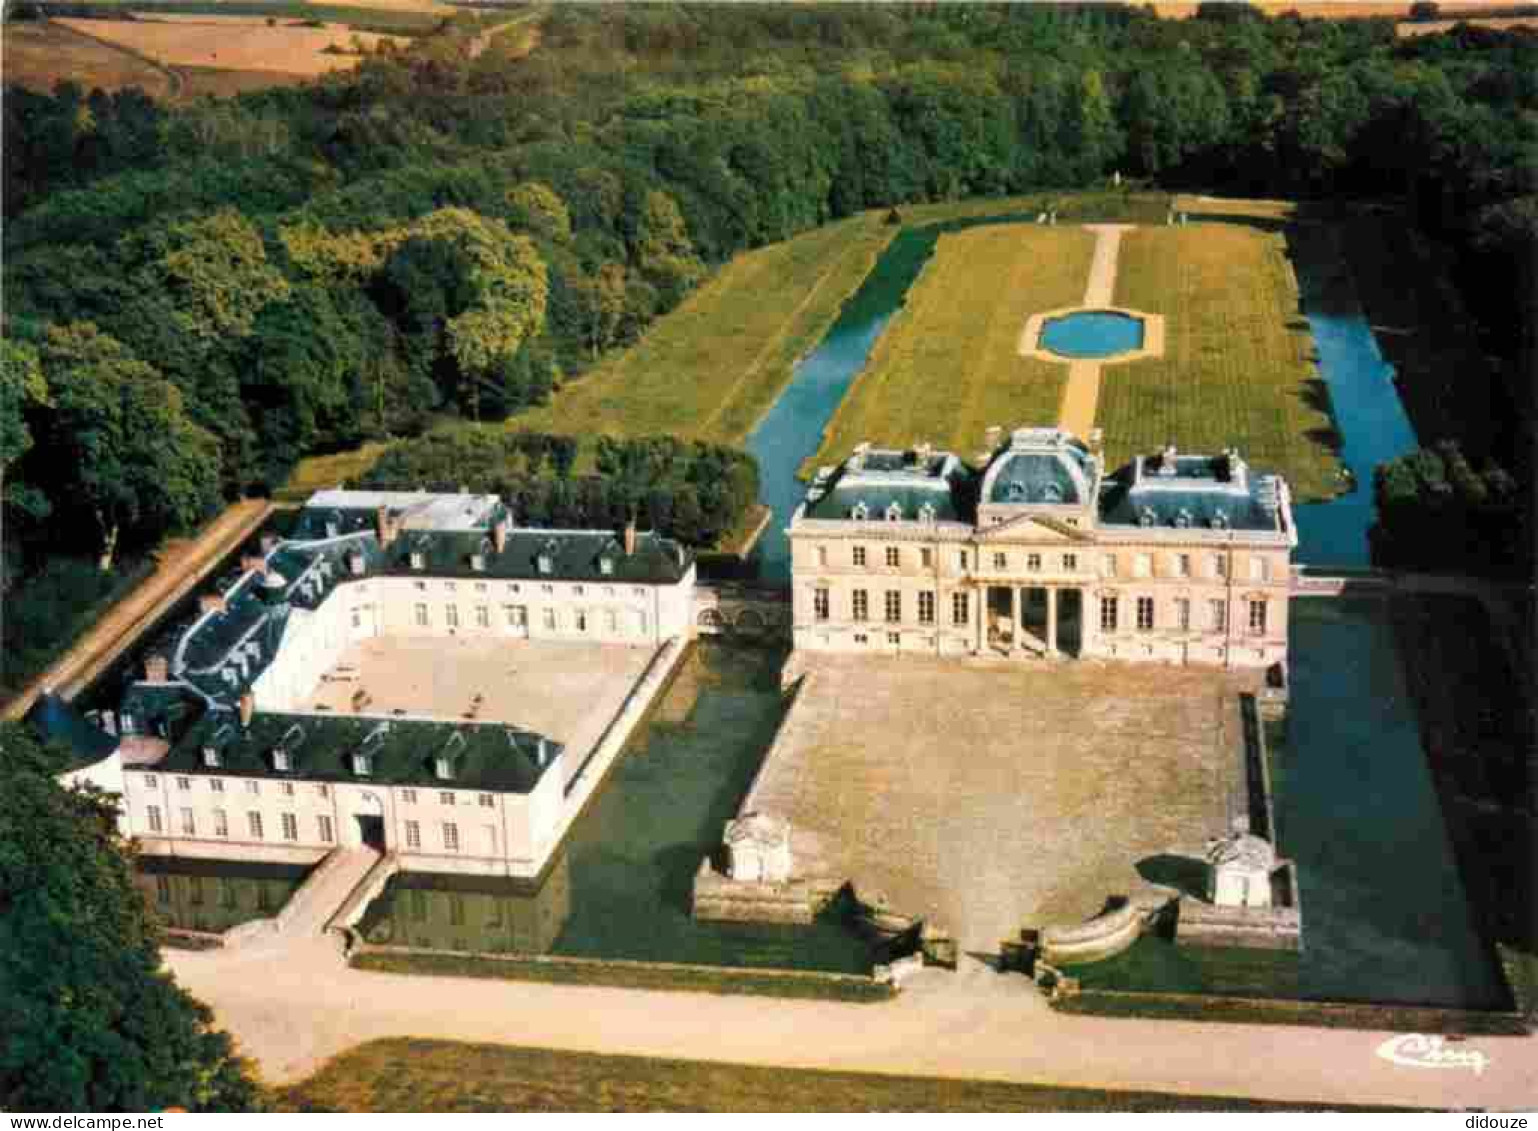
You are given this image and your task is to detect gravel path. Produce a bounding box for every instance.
[1052,224,1134,437]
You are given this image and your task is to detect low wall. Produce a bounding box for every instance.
[327,851,401,941]
[691,860,839,924]
[133,837,328,868]
[1051,986,1529,1036]
[1040,891,1174,966]
[349,944,895,1003]
[1177,882,1303,952]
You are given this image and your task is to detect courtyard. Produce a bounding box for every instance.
[744,656,1259,951]
[300,636,658,758]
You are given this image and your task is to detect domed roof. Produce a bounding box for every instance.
[979,428,1096,506]
[1205,832,1276,871]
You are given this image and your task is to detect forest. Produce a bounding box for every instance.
[2,2,1535,578]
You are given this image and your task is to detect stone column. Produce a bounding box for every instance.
[975,587,985,654]
[1010,586,1020,650]
[1046,587,1058,658]
[1079,587,1095,658]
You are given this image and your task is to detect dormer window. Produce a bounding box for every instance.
[851,501,869,521]
[1139,507,1157,528]
[470,553,485,572]
[1041,483,1063,503]
[885,502,902,522]
[353,753,372,776]
[435,756,453,781]
[326,521,340,538]
[918,502,936,523]
[348,550,366,577]
[202,746,221,768]
[273,749,291,772]
[1175,509,1193,529]
[599,556,614,576]
[410,551,425,570]
[1211,511,1229,530]
[537,554,553,574]
[434,733,465,782]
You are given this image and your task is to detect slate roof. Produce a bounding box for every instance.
[980,428,1098,507]
[162,709,561,794]
[380,529,692,584]
[28,693,118,770]
[801,448,974,524]
[118,683,206,742]
[1096,449,1286,534]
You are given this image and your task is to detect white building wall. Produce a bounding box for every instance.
[59,751,129,835]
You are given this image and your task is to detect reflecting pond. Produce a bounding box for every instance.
[358,644,873,973]
[136,856,312,935]
[1039,310,1145,360]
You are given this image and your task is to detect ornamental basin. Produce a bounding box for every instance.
[1039,309,1146,360]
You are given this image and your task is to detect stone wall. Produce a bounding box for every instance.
[691,860,840,925]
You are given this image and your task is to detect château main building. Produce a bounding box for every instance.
[788,427,1296,668]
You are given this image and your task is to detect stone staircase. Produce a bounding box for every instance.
[225,847,380,950]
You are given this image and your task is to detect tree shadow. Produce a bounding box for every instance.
[1136,853,1208,899]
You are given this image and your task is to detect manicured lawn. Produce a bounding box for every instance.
[280,1038,1377,1112]
[808,223,1095,469]
[1096,224,1341,500]
[275,440,392,503]
[516,212,899,447]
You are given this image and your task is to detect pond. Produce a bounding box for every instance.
[136,856,312,935]
[356,643,873,974]
[1038,310,1145,360]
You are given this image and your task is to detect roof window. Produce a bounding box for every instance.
[851,501,869,521]
[885,502,902,521]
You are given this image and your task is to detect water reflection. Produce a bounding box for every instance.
[358,645,874,974]
[136,856,310,934]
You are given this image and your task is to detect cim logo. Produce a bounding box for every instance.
[1375,1033,1491,1076]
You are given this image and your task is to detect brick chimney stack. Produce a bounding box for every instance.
[144,653,170,683]
[492,516,509,554]
[238,692,255,729]
[623,517,637,557]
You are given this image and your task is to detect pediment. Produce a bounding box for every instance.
[977,512,1093,543]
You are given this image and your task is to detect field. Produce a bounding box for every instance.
[514,212,898,448]
[279,1038,1360,1112]
[807,224,1093,469]
[3,20,176,97]
[1097,224,1339,499]
[53,16,406,76]
[1152,1,1532,16]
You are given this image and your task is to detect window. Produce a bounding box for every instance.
[959,551,969,570]
[852,589,869,622]
[1249,557,1267,582]
[852,546,867,567]
[575,609,589,633]
[155,875,171,904]
[475,605,489,628]
[177,776,192,791]
[402,788,417,804]
[1212,554,1228,579]
[1211,599,1228,632]
[884,590,901,623]
[813,588,830,622]
[542,608,557,631]
[1063,553,1077,572]
[317,784,329,799]
[604,609,618,634]
[281,813,298,842]
[449,894,466,926]
[483,825,498,855]
[405,820,421,850]
[507,605,527,627]
[220,879,236,908]
[920,548,933,569]
[478,793,494,808]
[885,546,900,568]
[441,791,456,806]
[213,809,228,838]
[993,552,1007,570]
[538,554,553,574]
[351,608,362,630]
[918,591,936,625]
[273,751,292,773]
[144,774,158,789]
[599,556,615,576]
[887,632,901,647]
[574,585,585,596]
[1133,554,1152,579]
[280,781,295,797]
[815,546,828,567]
[1175,598,1191,632]
[409,890,427,921]
[146,805,164,833]
[445,604,459,628]
[1027,553,1042,572]
[952,592,969,625]
[1175,554,1191,578]
[247,811,264,840]
[353,753,372,777]
[246,780,260,795]
[210,779,224,794]
[410,551,425,570]
[318,815,334,844]
[1100,596,1119,632]
[189,877,204,906]
[442,822,460,852]
[415,603,429,627]
[1101,554,1116,578]
[1136,596,1155,632]
[854,633,869,645]
[180,807,195,835]
[1248,599,1268,636]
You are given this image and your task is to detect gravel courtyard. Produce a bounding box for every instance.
[745,656,1257,950]
[303,636,657,757]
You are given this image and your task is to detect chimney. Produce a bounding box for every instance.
[985,425,1003,451]
[145,653,170,682]
[492,516,509,554]
[623,516,637,556]
[346,548,366,577]
[376,506,397,548]
[238,692,255,730]
[260,533,280,555]
[1088,428,1104,454]
[198,593,227,616]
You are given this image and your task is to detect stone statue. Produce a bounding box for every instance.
[723,812,792,884]
[1204,832,1277,908]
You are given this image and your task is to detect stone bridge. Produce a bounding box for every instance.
[693,583,793,641]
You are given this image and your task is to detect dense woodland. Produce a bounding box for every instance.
[4,3,1536,573]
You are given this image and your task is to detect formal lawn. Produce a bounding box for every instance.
[1098,224,1341,500]
[515,212,898,448]
[280,1038,1372,1112]
[807,223,1096,470]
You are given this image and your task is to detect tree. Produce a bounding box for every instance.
[0,339,52,520]
[574,262,630,359]
[505,181,573,244]
[0,724,264,1112]
[39,324,220,570]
